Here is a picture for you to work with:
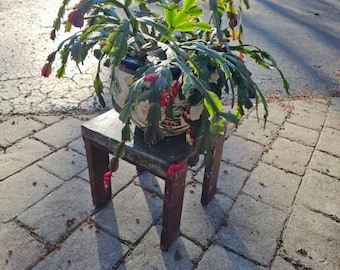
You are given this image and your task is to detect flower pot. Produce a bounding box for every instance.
[111,58,202,137]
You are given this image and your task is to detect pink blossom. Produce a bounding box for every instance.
[67,10,85,28]
[41,63,52,77]
[145,73,158,82]
[171,82,181,100]
[103,170,113,189]
[167,163,188,178]
[160,92,171,107]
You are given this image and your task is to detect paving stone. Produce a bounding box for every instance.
[215,194,287,266]
[249,102,288,125]
[134,171,165,197]
[119,225,201,270]
[316,127,340,157]
[197,244,265,270]
[17,178,94,245]
[0,138,52,181]
[222,136,264,171]
[94,184,162,245]
[290,99,329,112]
[234,117,279,146]
[0,165,63,222]
[295,169,340,218]
[329,97,340,112]
[34,225,129,270]
[242,162,301,213]
[0,222,45,270]
[261,137,313,176]
[181,183,233,246]
[0,116,44,147]
[38,148,87,181]
[310,150,340,179]
[280,205,340,270]
[324,109,340,131]
[194,162,249,199]
[32,115,63,125]
[33,117,83,148]
[271,256,296,270]
[77,169,90,182]
[68,137,86,156]
[286,104,326,131]
[279,121,320,147]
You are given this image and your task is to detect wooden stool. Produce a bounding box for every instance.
[81,109,225,250]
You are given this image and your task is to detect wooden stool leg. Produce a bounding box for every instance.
[83,138,111,207]
[201,134,225,205]
[160,170,186,251]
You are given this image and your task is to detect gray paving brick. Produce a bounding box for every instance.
[94,184,162,244]
[316,127,340,157]
[271,256,296,270]
[134,171,164,197]
[222,136,264,171]
[77,169,90,182]
[197,244,265,270]
[329,97,340,112]
[215,194,287,266]
[234,117,279,146]
[295,169,340,217]
[310,150,340,179]
[290,99,329,112]
[68,137,86,156]
[324,109,340,131]
[0,222,45,270]
[38,148,87,181]
[280,205,340,270]
[279,122,320,147]
[120,225,201,270]
[250,102,288,125]
[194,162,250,199]
[0,165,63,222]
[0,138,52,181]
[33,117,82,148]
[181,184,233,246]
[0,116,44,147]
[287,103,326,131]
[17,178,94,245]
[261,137,313,176]
[32,115,63,125]
[242,162,301,213]
[34,225,129,270]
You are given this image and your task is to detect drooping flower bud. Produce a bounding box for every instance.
[171,82,181,100]
[41,63,52,77]
[145,73,158,82]
[167,163,188,178]
[160,92,171,107]
[103,171,113,190]
[67,10,85,28]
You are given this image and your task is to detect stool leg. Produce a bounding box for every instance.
[201,134,225,205]
[83,138,111,207]
[160,170,186,251]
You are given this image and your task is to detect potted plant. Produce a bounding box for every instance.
[42,0,289,170]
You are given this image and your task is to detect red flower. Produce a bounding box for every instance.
[145,73,158,82]
[103,170,112,189]
[167,163,188,178]
[41,63,52,77]
[171,82,181,100]
[239,52,245,62]
[67,10,85,28]
[160,92,171,107]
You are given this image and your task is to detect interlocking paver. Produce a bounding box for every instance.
[279,121,320,147]
[324,109,340,131]
[261,137,313,176]
[295,169,340,217]
[17,178,94,245]
[197,244,265,270]
[242,162,301,213]
[271,256,296,270]
[329,97,340,112]
[249,102,288,125]
[120,225,201,270]
[279,205,340,270]
[33,117,83,148]
[0,165,63,222]
[316,127,340,157]
[310,150,340,179]
[0,137,52,180]
[34,225,129,270]
[221,135,264,171]
[215,194,287,266]
[0,222,45,270]
[38,148,87,181]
